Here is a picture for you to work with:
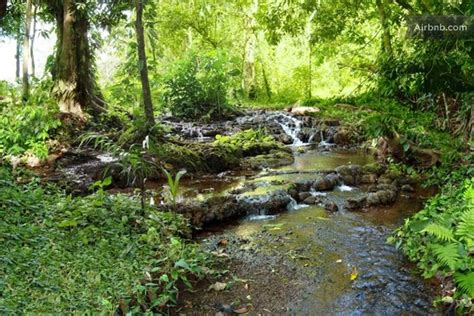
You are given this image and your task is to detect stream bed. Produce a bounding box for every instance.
[177,149,439,315]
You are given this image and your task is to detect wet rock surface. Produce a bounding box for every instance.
[176,195,438,315]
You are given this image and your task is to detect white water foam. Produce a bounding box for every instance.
[247,214,277,221]
[337,184,353,192]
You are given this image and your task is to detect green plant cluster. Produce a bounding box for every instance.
[389,178,474,312]
[0,167,213,314]
[214,129,281,157]
[0,80,61,159]
[161,51,235,120]
[302,94,471,185]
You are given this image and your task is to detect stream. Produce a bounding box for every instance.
[179,149,438,315]
[170,113,439,315]
[55,110,440,314]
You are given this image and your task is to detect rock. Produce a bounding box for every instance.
[333,127,352,145]
[362,163,386,175]
[377,176,393,185]
[321,119,340,126]
[290,106,320,116]
[312,174,338,191]
[303,196,320,204]
[346,195,367,211]
[360,173,378,184]
[367,190,397,206]
[401,184,415,193]
[366,192,380,206]
[288,188,299,199]
[294,180,313,192]
[375,183,398,192]
[243,150,294,170]
[298,192,312,201]
[335,164,362,185]
[324,201,339,212]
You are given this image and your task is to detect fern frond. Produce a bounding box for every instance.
[454,271,474,297]
[456,208,474,240]
[422,223,454,242]
[432,243,460,270]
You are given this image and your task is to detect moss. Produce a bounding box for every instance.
[154,129,292,174]
[243,149,294,170]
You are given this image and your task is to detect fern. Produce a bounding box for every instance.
[432,243,460,270]
[456,208,474,240]
[422,223,454,242]
[454,272,474,297]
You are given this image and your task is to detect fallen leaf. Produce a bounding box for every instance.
[244,283,249,290]
[218,239,228,247]
[350,267,358,281]
[233,306,249,314]
[208,282,227,291]
[163,163,174,169]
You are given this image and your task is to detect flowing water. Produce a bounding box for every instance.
[172,113,439,315]
[89,111,438,314]
[193,149,438,315]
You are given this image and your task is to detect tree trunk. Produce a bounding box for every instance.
[135,0,155,128]
[22,0,33,101]
[261,62,272,100]
[51,0,105,117]
[0,0,6,19]
[30,3,37,77]
[15,35,21,80]
[242,0,258,99]
[376,0,393,57]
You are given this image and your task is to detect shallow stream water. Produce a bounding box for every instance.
[189,148,438,315]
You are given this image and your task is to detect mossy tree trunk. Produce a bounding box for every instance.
[50,0,105,117]
[376,0,393,57]
[135,0,155,128]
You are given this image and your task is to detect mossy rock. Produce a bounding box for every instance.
[242,149,294,170]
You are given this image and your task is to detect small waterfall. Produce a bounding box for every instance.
[269,113,304,146]
[318,130,331,148]
[287,197,309,211]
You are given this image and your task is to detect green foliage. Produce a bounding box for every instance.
[389,178,474,312]
[214,129,280,157]
[162,168,187,209]
[0,80,61,159]
[0,167,213,314]
[162,51,235,120]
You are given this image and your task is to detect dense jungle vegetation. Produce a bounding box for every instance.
[0,0,473,314]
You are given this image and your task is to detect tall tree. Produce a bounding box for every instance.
[22,0,32,101]
[30,2,37,77]
[375,0,393,57]
[242,0,258,99]
[135,0,154,128]
[45,0,106,116]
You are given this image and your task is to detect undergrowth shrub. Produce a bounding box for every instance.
[0,167,213,314]
[389,178,474,313]
[162,51,235,120]
[0,79,60,159]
